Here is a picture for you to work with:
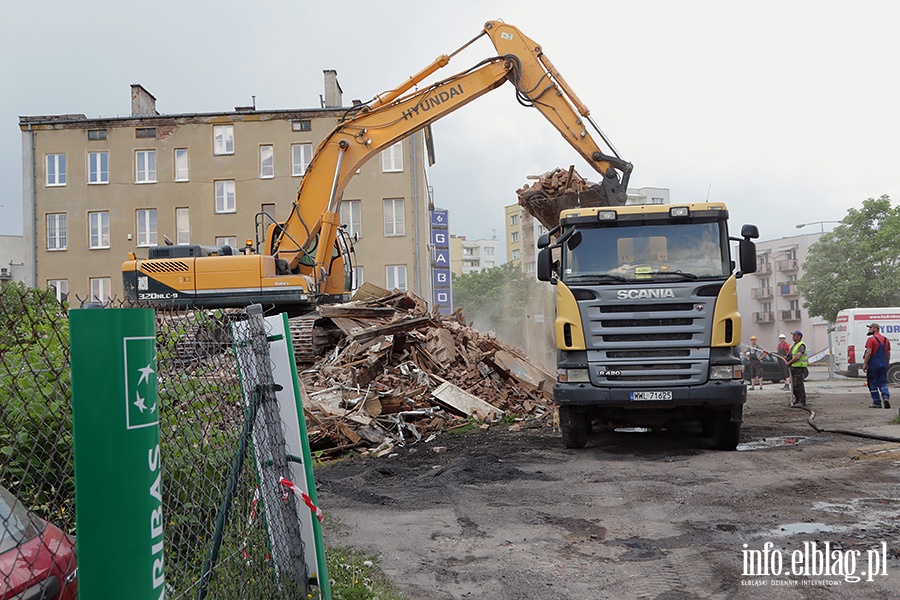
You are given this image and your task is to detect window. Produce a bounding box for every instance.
[386,265,407,291]
[46,154,66,186]
[135,127,157,139]
[46,213,67,250]
[382,142,403,172]
[340,200,362,239]
[215,180,236,213]
[526,262,535,273]
[174,149,189,181]
[259,145,274,178]
[291,119,312,131]
[87,129,107,141]
[88,211,110,249]
[88,151,109,184]
[761,302,772,313]
[291,143,312,176]
[789,299,800,311]
[214,125,234,155]
[510,214,519,226]
[512,249,521,260]
[383,198,405,236]
[261,203,276,218]
[651,197,665,204]
[135,150,157,183]
[216,236,237,248]
[464,248,474,256]
[484,247,495,255]
[176,208,190,244]
[89,277,111,303]
[511,231,519,243]
[136,209,158,247]
[47,280,68,303]
[351,266,364,291]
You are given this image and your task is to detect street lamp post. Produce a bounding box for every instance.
[795,220,841,233]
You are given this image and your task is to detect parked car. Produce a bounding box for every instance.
[0,485,77,600]
[742,353,789,383]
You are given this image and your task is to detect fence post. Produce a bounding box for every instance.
[69,307,165,599]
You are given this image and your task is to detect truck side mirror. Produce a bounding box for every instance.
[537,248,555,283]
[738,239,757,275]
[537,233,550,249]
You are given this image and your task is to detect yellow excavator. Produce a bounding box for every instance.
[123,20,632,354]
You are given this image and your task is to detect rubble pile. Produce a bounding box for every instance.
[515,165,608,229]
[296,284,556,457]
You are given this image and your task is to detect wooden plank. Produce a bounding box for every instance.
[318,305,396,318]
[349,316,432,343]
[431,381,504,420]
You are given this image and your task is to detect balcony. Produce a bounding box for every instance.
[753,311,775,323]
[780,309,802,321]
[754,262,772,276]
[778,283,799,296]
[751,287,773,300]
[776,258,799,272]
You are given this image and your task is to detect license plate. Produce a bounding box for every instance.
[631,391,673,401]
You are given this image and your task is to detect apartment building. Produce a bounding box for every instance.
[448,235,500,276]
[736,233,829,356]
[19,76,433,306]
[0,235,26,284]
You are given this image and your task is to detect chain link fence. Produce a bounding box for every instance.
[1,282,317,599]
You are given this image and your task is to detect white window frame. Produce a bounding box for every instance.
[215,180,236,214]
[510,214,519,226]
[47,279,68,303]
[351,266,364,291]
[46,213,67,251]
[89,277,111,303]
[136,209,158,247]
[174,148,189,181]
[291,143,313,176]
[88,211,110,249]
[340,200,362,240]
[259,144,274,179]
[383,198,405,237]
[512,249,521,260]
[511,231,519,243]
[385,265,407,292]
[213,125,234,155]
[88,151,109,184]
[176,207,190,244]
[135,150,157,183]
[46,154,66,186]
[216,236,237,248]
[381,141,403,172]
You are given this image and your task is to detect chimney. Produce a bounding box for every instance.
[131,84,159,116]
[323,70,343,108]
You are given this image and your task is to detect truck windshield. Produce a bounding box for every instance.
[561,220,730,283]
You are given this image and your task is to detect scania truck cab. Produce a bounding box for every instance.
[537,202,759,450]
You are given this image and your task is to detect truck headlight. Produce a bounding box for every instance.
[558,368,591,383]
[709,365,741,380]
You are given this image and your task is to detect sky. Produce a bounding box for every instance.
[2,0,899,249]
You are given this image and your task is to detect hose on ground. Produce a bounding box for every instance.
[793,405,900,443]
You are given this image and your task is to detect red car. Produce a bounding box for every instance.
[0,485,77,600]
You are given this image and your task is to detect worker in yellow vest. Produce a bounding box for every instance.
[785,330,808,408]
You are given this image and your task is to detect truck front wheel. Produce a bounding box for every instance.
[558,406,588,449]
[709,410,740,451]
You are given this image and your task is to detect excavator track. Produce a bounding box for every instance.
[288,315,339,364]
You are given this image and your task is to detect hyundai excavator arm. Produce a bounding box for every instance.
[271,20,632,289]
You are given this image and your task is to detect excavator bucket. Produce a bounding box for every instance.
[517,167,619,230]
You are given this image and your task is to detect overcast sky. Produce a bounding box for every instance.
[2,1,898,249]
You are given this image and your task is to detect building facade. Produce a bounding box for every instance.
[0,234,27,284]
[736,233,829,357]
[448,235,500,276]
[20,78,433,306]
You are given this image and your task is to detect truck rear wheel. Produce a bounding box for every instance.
[888,365,900,385]
[709,410,740,451]
[558,406,588,449]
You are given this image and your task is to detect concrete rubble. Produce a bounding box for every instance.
[295,283,556,457]
[515,165,609,229]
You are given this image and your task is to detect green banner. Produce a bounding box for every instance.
[70,308,165,599]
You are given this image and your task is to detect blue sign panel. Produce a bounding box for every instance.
[433,248,450,267]
[432,229,448,247]
[432,269,451,289]
[431,209,449,229]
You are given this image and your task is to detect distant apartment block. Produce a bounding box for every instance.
[448,235,500,276]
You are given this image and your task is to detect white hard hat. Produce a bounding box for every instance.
[779,333,786,338]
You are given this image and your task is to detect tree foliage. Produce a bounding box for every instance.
[799,195,900,322]
[451,263,543,349]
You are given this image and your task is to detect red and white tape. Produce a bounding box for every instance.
[279,477,324,523]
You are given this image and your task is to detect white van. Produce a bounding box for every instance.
[833,307,900,381]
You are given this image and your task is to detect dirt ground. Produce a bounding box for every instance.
[317,370,900,599]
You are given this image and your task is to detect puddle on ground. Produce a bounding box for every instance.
[736,436,810,451]
[767,522,836,537]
